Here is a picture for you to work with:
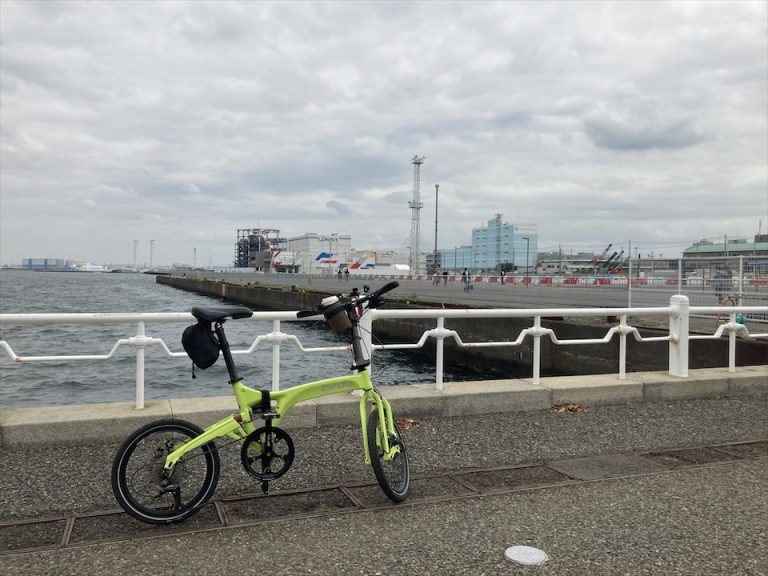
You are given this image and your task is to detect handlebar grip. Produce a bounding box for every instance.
[372,281,399,299]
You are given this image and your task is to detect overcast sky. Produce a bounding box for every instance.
[1,1,766,267]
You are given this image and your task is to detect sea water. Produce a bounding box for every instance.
[0,270,477,409]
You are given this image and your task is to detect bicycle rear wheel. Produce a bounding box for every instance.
[367,408,410,502]
[111,419,220,525]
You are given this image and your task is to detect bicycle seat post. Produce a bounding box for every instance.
[214,322,241,383]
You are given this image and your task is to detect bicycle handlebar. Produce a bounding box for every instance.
[295,281,399,320]
[354,280,399,309]
[369,281,399,301]
[295,281,399,370]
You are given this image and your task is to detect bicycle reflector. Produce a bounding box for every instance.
[320,296,352,334]
[181,321,221,369]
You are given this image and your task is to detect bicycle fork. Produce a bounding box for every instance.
[359,391,400,465]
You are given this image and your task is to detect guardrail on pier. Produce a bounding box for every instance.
[201,254,768,310]
[1,296,766,409]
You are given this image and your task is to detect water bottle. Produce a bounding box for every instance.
[320,296,352,334]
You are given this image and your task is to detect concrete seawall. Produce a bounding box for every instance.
[1,366,765,448]
[157,275,768,376]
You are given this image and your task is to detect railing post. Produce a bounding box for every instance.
[668,295,689,377]
[728,312,737,373]
[737,255,744,305]
[435,316,445,391]
[271,320,281,392]
[532,315,542,385]
[135,321,146,409]
[627,250,633,307]
[619,314,627,380]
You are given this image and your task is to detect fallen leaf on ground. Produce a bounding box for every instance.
[552,403,589,413]
[396,417,424,430]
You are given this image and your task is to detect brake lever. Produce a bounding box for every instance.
[366,296,383,310]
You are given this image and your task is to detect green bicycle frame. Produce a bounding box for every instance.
[163,369,401,470]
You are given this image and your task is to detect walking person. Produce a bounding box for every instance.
[712,265,733,304]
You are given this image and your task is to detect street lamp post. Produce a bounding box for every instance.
[327,233,337,276]
[522,237,530,275]
[433,184,439,274]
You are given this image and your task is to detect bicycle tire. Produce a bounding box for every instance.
[111,419,220,525]
[366,408,410,502]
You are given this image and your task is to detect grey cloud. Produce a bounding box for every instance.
[383,192,410,205]
[584,116,707,151]
[583,94,707,151]
[0,1,765,266]
[326,200,352,215]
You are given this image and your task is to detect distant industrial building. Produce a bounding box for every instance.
[22,258,72,271]
[287,233,352,256]
[233,217,538,275]
[683,235,768,258]
[437,215,539,273]
[234,229,288,270]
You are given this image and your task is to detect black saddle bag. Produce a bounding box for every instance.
[181,321,221,369]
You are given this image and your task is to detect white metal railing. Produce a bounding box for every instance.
[1,296,765,409]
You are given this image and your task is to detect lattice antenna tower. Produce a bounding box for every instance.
[409,155,426,273]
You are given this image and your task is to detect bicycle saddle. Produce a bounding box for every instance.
[190,305,254,322]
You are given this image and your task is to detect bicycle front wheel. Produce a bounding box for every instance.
[367,408,410,502]
[111,419,220,525]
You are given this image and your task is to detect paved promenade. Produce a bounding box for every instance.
[188,270,767,312]
[1,366,766,575]
[1,367,766,447]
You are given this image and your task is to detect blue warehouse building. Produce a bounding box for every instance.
[438,215,538,273]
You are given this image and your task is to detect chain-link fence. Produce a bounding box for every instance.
[188,256,768,323]
[626,255,766,309]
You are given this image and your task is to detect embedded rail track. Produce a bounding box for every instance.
[2,439,766,556]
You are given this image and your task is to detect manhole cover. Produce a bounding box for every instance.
[717,441,768,459]
[0,519,66,552]
[349,476,472,505]
[644,447,740,468]
[223,489,354,523]
[456,466,570,492]
[70,506,220,544]
[549,454,666,480]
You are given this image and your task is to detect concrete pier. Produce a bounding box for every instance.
[155,274,768,374]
